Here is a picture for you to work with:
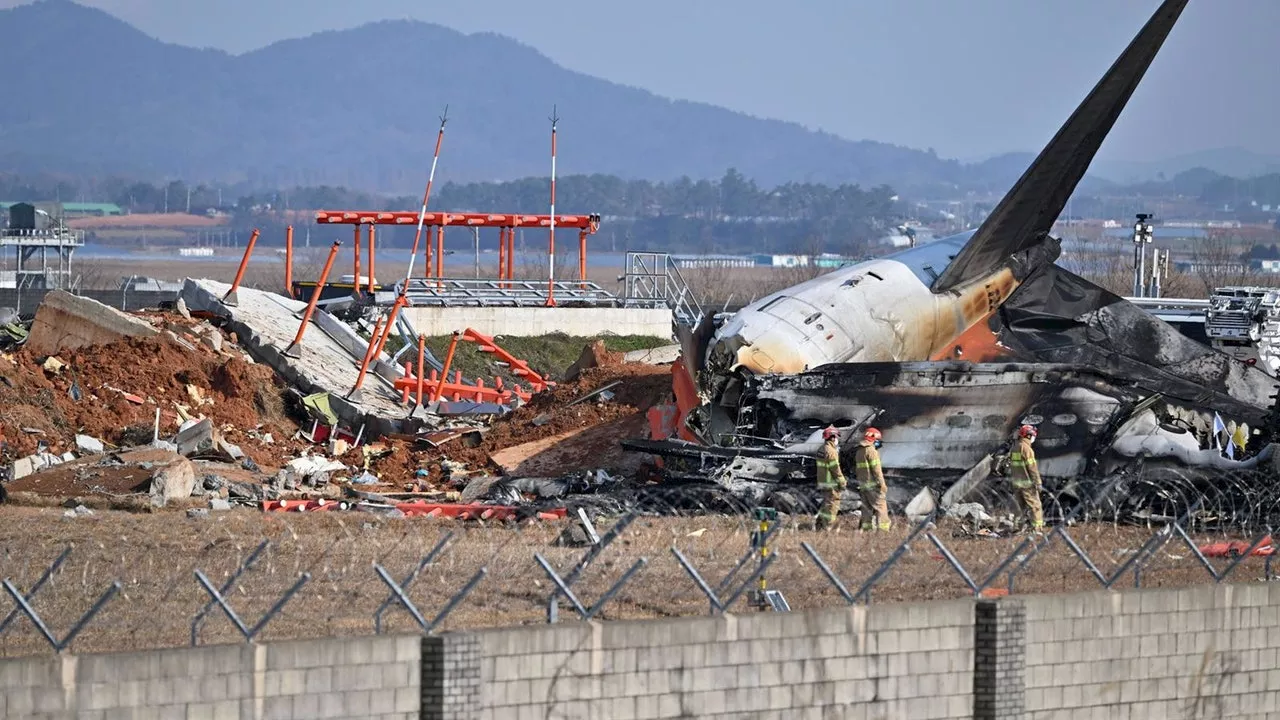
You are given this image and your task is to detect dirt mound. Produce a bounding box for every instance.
[0,337,301,469]
[563,340,623,382]
[369,362,673,486]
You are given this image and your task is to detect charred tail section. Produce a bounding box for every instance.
[932,0,1190,294]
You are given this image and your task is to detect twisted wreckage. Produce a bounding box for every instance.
[636,0,1280,524]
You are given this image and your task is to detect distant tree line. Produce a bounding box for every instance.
[0,170,906,255]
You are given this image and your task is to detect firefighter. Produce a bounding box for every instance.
[815,425,846,530]
[1010,424,1044,531]
[855,427,891,531]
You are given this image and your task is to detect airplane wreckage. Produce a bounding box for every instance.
[626,0,1280,527]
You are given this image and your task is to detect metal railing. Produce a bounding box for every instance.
[0,228,85,246]
[393,277,618,307]
[621,251,704,325]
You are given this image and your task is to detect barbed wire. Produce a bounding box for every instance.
[0,476,1275,658]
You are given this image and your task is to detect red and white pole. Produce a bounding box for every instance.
[404,107,449,292]
[546,107,558,307]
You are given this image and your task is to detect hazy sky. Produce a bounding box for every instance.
[6,0,1277,162]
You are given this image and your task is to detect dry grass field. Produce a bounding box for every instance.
[0,506,1268,658]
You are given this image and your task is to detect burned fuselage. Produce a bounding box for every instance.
[738,360,1275,482]
[745,362,1130,479]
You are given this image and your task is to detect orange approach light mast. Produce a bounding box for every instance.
[313,211,601,284]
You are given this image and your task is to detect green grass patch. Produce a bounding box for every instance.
[394,333,671,384]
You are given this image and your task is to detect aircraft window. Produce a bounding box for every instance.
[866,272,884,281]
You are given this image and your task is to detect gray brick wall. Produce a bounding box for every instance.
[1023,583,1280,720]
[975,599,1026,720]
[0,635,420,720]
[423,633,481,720]
[471,602,976,720]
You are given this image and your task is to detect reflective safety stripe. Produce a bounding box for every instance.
[855,460,880,468]
[817,456,843,488]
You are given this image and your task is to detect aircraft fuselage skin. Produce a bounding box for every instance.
[703,231,1057,387]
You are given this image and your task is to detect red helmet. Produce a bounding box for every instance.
[864,427,882,442]
[1019,424,1038,438]
[822,426,839,441]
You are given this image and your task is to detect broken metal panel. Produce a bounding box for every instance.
[995,265,1279,424]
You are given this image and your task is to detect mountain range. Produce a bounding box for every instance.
[0,0,1267,195]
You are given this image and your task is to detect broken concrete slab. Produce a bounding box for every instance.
[26,290,160,357]
[175,417,215,457]
[623,344,681,365]
[10,456,35,481]
[149,454,196,507]
[179,279,413,437]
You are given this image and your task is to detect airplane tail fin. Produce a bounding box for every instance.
[931,0,1190,294]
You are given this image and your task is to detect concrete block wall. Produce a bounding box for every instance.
[1022,582,1280,719]
[403,306,673,338]
[0,288,176,317]
[0,634,420,720]
[462,601,976,720]
[5,582,1280,718]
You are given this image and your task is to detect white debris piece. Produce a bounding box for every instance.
[75,435,106,455]
[905,487,936,523]
[284,455,347,485]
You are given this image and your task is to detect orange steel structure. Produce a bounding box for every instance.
[314,210,601,284]
[390,327,555,404]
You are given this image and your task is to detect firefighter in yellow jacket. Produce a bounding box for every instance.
[815,426,846,530]
[1010,424,1044,531]
[855,427,891,531]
